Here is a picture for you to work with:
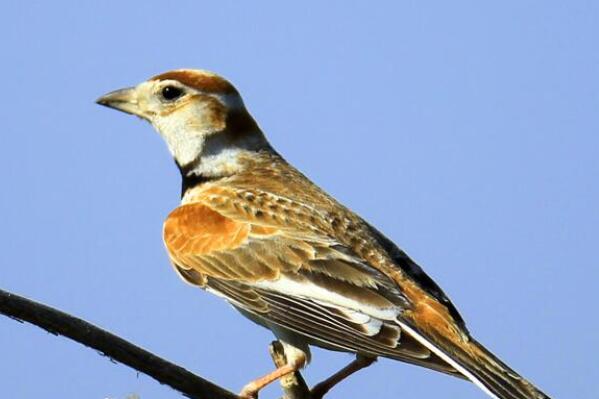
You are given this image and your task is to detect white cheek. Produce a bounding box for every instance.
[153,111,206,166]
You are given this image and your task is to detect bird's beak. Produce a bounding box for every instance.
[96,87,142,117]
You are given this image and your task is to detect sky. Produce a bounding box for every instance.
[0,2,597,398]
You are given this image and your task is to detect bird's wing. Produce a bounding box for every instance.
[164,185,551,399]
[164,186,547,399]
[163,187,462,376]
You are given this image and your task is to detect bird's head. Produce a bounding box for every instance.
[97,69,271,178]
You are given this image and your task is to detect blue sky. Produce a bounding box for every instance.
[0,2,597,398]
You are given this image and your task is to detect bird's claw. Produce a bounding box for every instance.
[239,383,259,399]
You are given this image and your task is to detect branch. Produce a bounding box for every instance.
[0,288,239,399]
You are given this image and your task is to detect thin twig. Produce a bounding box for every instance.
[0,288,239,399]
[269,341,312,399]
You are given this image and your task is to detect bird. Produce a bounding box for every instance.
[97,69,550,399]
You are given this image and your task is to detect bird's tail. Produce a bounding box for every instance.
[398,322,551,399]
[453,338,550,399]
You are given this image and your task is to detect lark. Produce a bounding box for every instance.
[97,69,550,399]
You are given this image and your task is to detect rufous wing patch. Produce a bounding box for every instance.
[164,203,251,258]
[163,203,289,282]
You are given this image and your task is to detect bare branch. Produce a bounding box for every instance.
[0,288,239,399]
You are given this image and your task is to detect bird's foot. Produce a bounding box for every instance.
[239,383,259,399]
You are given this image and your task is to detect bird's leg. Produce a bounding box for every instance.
[239,351,307,399]
[310,354,377,399]
[269,341,311,398]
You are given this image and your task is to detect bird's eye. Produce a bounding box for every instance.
[160,86,184,101]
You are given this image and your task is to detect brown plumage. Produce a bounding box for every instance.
[151,70,239,94]
[97,69,551,399]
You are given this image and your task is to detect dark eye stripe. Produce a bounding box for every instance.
[161,85,184,101]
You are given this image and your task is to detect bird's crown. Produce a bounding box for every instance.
[151,69,239,95]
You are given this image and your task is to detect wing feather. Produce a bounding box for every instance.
[166,160,549,399]
[206,278,461,377]
[164,190,461,377]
